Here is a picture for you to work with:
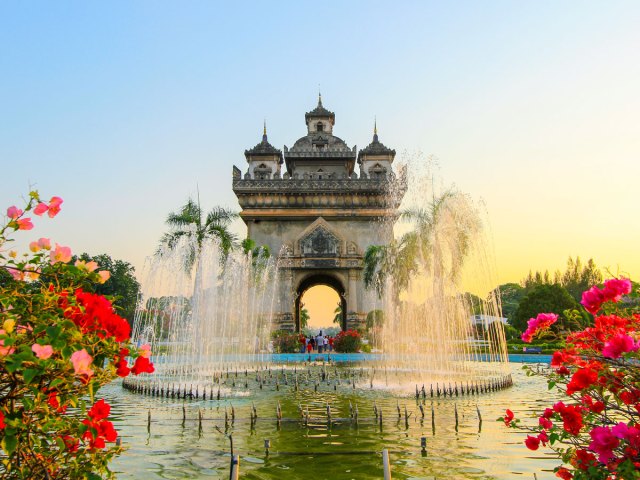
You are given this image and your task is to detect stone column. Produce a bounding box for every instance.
[347,269,358,313]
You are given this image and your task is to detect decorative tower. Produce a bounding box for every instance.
[357,120,397,179]
[242,122,283,180]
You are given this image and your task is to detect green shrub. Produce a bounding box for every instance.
[272,332,300,353]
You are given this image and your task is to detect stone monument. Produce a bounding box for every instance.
[232,95,406,331]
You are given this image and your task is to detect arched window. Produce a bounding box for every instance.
[316,122,324,132]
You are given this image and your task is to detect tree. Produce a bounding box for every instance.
[363,189,479,298]
[240,237,271,274]
[512,283,586,334]
[490,283,527,321]
[159,198,237,270]
[560,257,602,302]
[333,302,342,325]
[299,306,310,330]
[520,257,602,302]
[75,253,141,324]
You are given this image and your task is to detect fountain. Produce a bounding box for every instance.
[126,162,511,398]
[124,235,279,397]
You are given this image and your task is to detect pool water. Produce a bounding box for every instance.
[105,362,561,479]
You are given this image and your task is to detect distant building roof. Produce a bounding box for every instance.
[470,315,508,326]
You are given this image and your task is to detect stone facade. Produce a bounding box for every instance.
[233,96,405,331]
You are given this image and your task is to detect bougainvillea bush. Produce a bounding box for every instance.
[501,277,640,479]
[332,329,362,353]
[0,191,154,479]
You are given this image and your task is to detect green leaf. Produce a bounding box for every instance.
[22,396,34,410]
[46,325,61,340]
[61,346,74,359]
[548,381,556,390]
[23,368,40,384]
[1,434,17,455]
[49,378,63,389]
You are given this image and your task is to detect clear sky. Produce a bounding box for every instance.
[1,2,638,321]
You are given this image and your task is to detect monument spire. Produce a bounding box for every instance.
[263,119,268,142]
[373,117,379,142]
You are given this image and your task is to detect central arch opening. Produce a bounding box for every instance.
[295,274,346,333]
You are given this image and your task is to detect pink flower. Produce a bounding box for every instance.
[97,270,110,284]
[581,286,605,314]
[38,237,51,250]
[50,244,72,264]
[0,330,16,356]
[32,344,53,359]
[139,344,152,358]
[47,196,63,218]
[75,260,99,272]
[29,241,41,253]
[521,313,558,343]
[612,422,640,445]
[33,203,49,216]
[602,333,640,359]
[70,349,94,377]
[16,218,34,230]
[588,426,619,464]
[6,206,23,219]
[5,267,25,281]
[602,277,632,302]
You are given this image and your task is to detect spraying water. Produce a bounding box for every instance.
[126,235,278,394]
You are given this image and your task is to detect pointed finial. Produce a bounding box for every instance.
[318,88,323,107]
[373,117,379,142]
[262,119,268,142]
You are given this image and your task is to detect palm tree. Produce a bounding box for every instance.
[333,303,342,325]
[299,306,310,330]
[159,198,238,270]
[363,189,480,298]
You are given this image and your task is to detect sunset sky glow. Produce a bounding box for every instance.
[1,1,638,324]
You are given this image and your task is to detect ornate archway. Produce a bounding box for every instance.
[232,97,406,332]
[295,274,347,332]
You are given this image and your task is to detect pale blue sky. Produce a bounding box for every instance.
[1,1,639,285]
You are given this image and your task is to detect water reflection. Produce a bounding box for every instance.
[105,363,560,479]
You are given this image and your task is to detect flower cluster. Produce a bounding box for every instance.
[521,312,559,342]
[333,329,362,353]
[502,277,639,479]
[0,191,154,479]
[581,278,633,315]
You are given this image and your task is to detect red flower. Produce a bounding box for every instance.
[64,289,131,342]
[504,409,514,426]
[115,357,131,377]
[61,435,79,452]
[591,401,605,413]
[131,356,154,375]
[0,411,5,429]
[566,368,599,395]
[98,419,117,442]
[47,392,67,413]
[88,399,111,420]
[572,449,597,470]
[539,416,553,429]
[525,435,540,450]
[553,402,583,435]
[555,467,573,479]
